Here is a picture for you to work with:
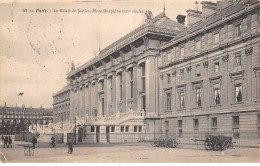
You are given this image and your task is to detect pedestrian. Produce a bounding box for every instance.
[67,137,73,154]
[4,136,8,148]
[1,135,4,142]
[51,136,55,147]
[32,136,37,149]
[8,136,12,148]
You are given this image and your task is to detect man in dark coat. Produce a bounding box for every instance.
[51,136,55,147]
[8,136,12,148]
[32,136,37,149]
[4,136,8,148]
[67,137,73,154]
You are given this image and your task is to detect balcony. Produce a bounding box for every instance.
[83,109,145,125]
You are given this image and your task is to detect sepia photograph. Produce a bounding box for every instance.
[0,0,260,163]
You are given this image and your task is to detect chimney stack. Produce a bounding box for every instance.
[201,1,217,18]
[176,15,186,25]
[217,1,233,11]
[186,9,202,26]
[4,102,6,107]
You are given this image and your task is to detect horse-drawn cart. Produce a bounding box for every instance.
[194,135,233,151]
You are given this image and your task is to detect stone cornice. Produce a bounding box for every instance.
[158,31,260,70]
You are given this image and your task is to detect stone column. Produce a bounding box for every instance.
[132,62,138,112]
[112,71,117,115]
[122,67,127,113]
[145,56,157,115]
[104,75,108,116]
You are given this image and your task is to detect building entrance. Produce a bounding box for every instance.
[106,126,110,143]
[96,126,100,143]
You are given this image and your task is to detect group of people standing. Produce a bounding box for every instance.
[2,136,12,148]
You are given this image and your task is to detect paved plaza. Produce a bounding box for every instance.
[0,140,260,163]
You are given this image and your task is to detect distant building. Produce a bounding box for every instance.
[53,1,260,146]
[0,102,53,134]
[53,85,70,123]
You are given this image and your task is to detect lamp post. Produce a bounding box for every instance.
[74,117,76,145]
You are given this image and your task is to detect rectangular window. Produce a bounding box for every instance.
[101,98,105,116]
[141,64,145,92]
[91,126,95,132]
[166,93,171,110]
[214,62,219,72]
[233,116,239,127]
[139,126,142,132]
[101,80,104,90]
[196,87,202,107]
[211,118,217,127]
[167,74,171,84]
[130,81,133,99]
[121,126,124,132]
[214,33,219,44]
[214,84,220,105]
[178,120,182,128]
[126,126,129,132]
[120,85,122,101]
[193,119,199,129]
[141,95,146,112]
[111,126,115,132]
[235,55,241,66]
[178,119,183,137]
[134,126,137,132]
[235,24,242,37]
[235,84,242,102]
[180,91,185,109]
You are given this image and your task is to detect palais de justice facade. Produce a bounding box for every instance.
[53,1,260,146]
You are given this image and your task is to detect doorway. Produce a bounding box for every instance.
[96,126,100,143]
[106,126,110,143]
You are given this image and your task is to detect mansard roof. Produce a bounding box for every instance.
[67,12,185,78]
[161,1,259,50]
[53,85,70,97]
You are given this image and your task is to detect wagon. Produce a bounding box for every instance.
[204,135,233,151]
[193,135,233,151]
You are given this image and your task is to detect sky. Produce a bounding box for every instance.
[0,0,207,108]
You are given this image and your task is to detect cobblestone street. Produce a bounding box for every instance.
[0,141,259,163]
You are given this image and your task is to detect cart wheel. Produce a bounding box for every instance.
[222,139,232,150]
[204,141,212,150]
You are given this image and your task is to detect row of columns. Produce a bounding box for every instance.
[69,62,143,121]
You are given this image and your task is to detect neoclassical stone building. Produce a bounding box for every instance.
[159,0,260,146]
[54,1,260,146]
[55,12,185,143]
